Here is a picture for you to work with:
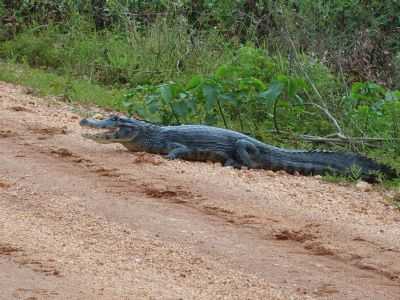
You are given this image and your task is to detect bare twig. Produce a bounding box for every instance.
[285,31,347,138]
[272,97,280,134]
[297,134,398,143]
[268,129,398,147]
[300,99,345,138]
[216,100,228,129]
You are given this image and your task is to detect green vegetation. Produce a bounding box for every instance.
[0,18,232,86]
[0,0,399,184]
[0,61,126,108]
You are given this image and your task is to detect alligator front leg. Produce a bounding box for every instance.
[235,139,260,168]
[166,143,192,160]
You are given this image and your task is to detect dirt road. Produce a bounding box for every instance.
[0,82,399,299]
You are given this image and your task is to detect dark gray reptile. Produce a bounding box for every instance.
[80,115,397,182]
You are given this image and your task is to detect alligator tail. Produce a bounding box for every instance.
[263,150,398,183]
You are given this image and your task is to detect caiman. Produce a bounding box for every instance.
[80,115,397,182]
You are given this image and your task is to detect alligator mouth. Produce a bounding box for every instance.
[81,126,119,142]
[79,117,119,142]
[79,117,137,143]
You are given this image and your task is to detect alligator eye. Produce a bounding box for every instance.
[111,115,119,121]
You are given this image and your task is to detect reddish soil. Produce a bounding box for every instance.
[0,82,399,299]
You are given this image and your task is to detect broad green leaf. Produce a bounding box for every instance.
[238,77,266,91]
[287,78,305,99]
[385,91,400,101]
[219,93,235,104]
[203,84,218,111]
[250,78,266,91]
[186,75,204,90]
[186,96,197,112]
[215,65,236,79]
[159,84,173,103]
[136,107,146,117]
[146,96,160,114]
[124,91,136,99]
[173,101,189,118]
[170,83,183,97]
[259,82,284,103]
[122,99,133,108]
[276,74,289,83]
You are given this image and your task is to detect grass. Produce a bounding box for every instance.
[0,60,127,110]
[382,178,400,191]
[321,174,353,185]
[0,18,234,87]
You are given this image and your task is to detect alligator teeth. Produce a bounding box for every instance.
[81,127,117,140]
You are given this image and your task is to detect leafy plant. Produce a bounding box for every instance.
[123,47,310,139]
[348,164,363,182]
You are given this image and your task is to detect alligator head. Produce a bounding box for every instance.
[80,115,142,143]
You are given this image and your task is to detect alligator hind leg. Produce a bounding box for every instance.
[224,159,242,169]
[235,139,260,168]
[194,150,241,167]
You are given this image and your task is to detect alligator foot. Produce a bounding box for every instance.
[224,159,242,169]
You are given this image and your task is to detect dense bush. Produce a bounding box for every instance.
[123,46,400,158]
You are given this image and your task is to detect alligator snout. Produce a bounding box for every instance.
[79,118,112,129]
[79,119,90,126]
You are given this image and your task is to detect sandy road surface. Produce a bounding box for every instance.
[0,82,399,299]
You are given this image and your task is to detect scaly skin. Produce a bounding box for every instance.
[80,115,397,182]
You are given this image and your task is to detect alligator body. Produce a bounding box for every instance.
[80,115,397,182]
